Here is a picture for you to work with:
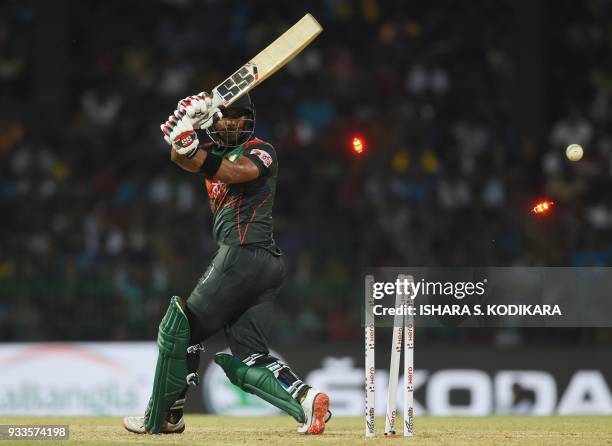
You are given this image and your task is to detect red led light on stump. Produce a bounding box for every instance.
[532,200,554,215]
[352,137,365,154]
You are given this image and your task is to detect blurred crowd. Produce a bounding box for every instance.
[1,0,612,344]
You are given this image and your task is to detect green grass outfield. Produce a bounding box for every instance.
[1,415,611,446]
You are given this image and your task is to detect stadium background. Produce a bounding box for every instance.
[1,0,611,417]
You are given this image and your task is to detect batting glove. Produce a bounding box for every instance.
[177,92,213,128]
[160,109,186,145]
[169,115,200,158]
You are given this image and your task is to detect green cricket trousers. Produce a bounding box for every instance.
[185,244,285,359]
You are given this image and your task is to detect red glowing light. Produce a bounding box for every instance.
[531,200,554,215]
[352,137,364,154]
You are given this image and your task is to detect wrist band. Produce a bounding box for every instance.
[201,152,223,177]
[186,147,200,159]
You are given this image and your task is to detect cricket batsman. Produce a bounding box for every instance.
[123,92,331,435]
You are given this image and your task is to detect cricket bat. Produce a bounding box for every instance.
[198,14,323,129]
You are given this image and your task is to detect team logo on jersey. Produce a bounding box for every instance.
[206,179,228,202]
[250,149,273,168]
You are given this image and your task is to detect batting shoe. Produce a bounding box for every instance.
[122,415,185,434]
[297,388,331,435]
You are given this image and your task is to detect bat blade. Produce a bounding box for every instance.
[200,14,322,129]
[249,13,322,87]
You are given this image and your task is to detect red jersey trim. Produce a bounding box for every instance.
[237,191,272,245]
[244,137,272,149]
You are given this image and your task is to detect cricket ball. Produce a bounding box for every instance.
[566,144,583,162]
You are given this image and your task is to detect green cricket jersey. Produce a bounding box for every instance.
[204,137,280,254]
